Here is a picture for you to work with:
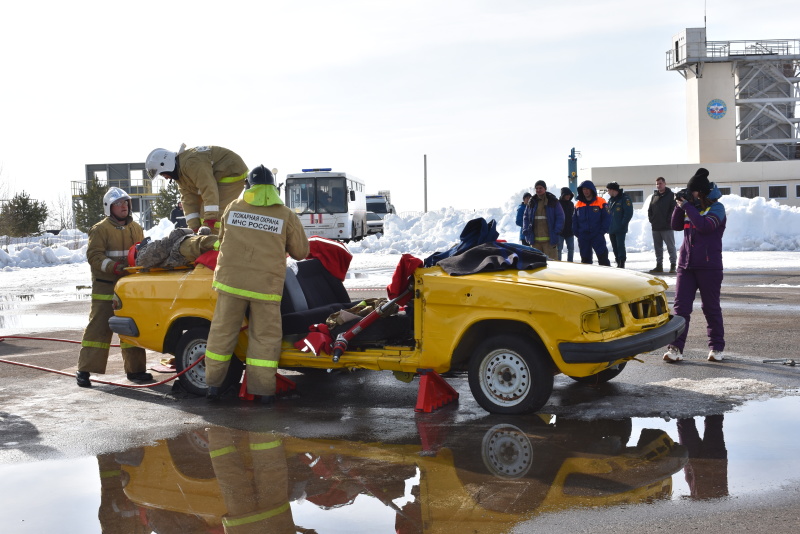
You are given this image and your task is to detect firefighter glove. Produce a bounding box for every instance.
[112,261,127,276]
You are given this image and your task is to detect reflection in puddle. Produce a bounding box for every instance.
[1,397,799,533]
[0,287,91,331]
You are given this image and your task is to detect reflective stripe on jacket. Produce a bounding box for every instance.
[86,216,143,282]
[212,198,310,302]
[177,146,248,225]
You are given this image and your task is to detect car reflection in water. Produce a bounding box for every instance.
[111,417,690,533]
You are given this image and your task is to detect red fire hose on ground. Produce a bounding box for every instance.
[0,334,201,389]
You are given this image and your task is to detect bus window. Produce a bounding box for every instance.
[316,178,347,213]
[286,179,316,213]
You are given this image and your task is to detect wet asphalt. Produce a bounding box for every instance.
[1,268,799,532]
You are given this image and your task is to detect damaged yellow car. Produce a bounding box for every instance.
[110,239,683,414]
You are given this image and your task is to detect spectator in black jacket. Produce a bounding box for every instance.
[557,187,575,262]
[648,177,677,273]
[170,201,187,229]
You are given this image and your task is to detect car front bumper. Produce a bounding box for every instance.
[559,315,686,364]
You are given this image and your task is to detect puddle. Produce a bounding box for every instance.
[1,396,798,533]
[0,289,91,332]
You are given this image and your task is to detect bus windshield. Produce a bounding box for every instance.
[286,177,348,214]
[366,199,389,214]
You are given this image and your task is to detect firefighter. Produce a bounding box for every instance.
[205,165,310,402]
[76,187,152,387]
[145,145,248,234]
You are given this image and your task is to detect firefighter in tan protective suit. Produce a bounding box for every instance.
[76,187,152,387]
[205,165,309,402]
[145,145,248,234]
[207,427,297,533]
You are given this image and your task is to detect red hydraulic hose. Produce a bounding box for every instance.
[0,335,201,388]
[0,334,119,347]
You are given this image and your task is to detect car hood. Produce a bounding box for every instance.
[424,261,668,307]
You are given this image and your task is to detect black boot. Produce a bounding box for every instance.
[649,263,663,273]
[127,372,154,382]
[669,262,676,273]
[206,386,221,401]
[618,260,625,269]
[76,371,92,388]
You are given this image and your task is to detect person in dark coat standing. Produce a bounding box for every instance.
[663,168,727,363]
[648,177,677,273]
[170,201,187,228]
[606,181,633,269]
[515,192,531,245]
[572,180,611,266]
[557,187,575,262]
[523,180,564,260]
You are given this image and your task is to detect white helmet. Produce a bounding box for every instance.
[145,148,177,179]
[103,187,132,217]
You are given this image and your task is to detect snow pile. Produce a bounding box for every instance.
[0,229,88,270]
[351,186,800,255]
[651,377,779,398]
[2,189,800,270]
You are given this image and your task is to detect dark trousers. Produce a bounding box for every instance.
[672,267,725,352]
[609,232,627,264]
[677,416,728,499]
[577,234,610,266]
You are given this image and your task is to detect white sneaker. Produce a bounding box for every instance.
[663,345,683,362]
[708,350,724,362]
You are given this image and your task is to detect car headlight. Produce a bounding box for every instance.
[582,306,622,333]
[112,293,122,311]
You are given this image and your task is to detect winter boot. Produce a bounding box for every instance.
[669,262,676,273]
[618,260,625,269]
[127,372,154,382]
[76,371,92,388]
[649,262,663,274]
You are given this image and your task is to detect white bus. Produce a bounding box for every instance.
[284,168,367,242]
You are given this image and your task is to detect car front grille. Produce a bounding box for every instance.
[628,294,669,320]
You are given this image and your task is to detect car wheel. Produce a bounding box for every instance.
[568,362,627,385]
[468,334,553,414]
[174,326,244,396]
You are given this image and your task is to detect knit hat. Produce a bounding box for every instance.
[606,181,620,192]
[687,168,711,194]
[535,180,547,189]
[560,187,573,199]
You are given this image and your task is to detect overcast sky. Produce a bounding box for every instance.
[2,0,799,214]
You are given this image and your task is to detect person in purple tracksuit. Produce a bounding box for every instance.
[663,168,727,363]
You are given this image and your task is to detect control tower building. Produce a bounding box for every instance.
[590,28,800,208]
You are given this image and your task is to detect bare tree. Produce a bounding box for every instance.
[47,193,75,231]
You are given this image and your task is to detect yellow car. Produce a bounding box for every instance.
[110,257,683,414]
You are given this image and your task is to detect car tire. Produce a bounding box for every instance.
[568,362,627,385]
[468,334,553,414]
[174,326,244,397]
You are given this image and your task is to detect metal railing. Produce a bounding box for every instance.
[667,39,800,70]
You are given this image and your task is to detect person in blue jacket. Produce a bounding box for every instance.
[515,192,531,245]
[523,180,564,260]
[606,181,634,268]
[572,180,611,266]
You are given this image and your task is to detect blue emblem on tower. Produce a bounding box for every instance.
[707,99,727,120]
